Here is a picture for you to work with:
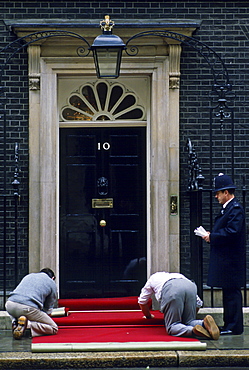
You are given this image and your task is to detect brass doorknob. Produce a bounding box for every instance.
[100,219,106,227]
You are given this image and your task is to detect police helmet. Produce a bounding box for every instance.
[213,173,236,192]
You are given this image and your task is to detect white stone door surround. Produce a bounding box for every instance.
[12,22,198,289]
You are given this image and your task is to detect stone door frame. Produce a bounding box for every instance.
[28,53,180,285]
[16,22,199,291]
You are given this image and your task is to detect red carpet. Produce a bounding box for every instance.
[57,296,144,310]
[33,325,197,343]
[31,297,206,352]
[53,310,164,326]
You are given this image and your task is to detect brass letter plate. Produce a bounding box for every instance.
[92,198,113,209]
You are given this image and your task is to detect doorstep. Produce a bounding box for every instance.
[1,308,249,329]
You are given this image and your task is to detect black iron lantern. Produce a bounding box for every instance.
[90,15,126,78]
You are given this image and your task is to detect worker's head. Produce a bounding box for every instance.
[40,268,56,280]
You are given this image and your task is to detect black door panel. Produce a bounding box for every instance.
[59,127,146,298]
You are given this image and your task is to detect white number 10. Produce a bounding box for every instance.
[98,142,111,151]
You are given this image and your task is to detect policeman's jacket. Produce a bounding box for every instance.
[207,197,246,288]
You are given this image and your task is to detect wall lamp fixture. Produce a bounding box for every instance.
[89,15,126,79]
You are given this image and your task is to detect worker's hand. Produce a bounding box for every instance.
[202,232,210,243]
[143,314,155,319]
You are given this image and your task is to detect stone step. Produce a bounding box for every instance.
[197,307,249,326]
[1,308,249,329]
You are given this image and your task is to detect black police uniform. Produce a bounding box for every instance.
[207,174,246,335]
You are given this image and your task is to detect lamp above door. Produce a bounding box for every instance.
[90,15,126,79]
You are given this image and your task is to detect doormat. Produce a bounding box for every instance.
[31,297,206,352]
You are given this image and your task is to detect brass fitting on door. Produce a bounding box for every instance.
[100,219,107,227]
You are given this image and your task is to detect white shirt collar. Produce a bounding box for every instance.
[223,197,234,208]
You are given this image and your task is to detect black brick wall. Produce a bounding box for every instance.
[0,0,249,291]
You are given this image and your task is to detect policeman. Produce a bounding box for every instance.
[202,173,246,335]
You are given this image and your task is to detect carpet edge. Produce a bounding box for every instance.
[31,341,207,352]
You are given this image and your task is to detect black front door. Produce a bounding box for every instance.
[59,127,146,298]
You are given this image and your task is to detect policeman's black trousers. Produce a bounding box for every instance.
[222,287,243,335]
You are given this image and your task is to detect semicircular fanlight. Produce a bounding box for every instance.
[61,81,145,121]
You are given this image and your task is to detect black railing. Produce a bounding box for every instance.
[186,138,247,307]
[0,134,20,309]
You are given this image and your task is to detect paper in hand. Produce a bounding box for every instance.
[194,226,208,237]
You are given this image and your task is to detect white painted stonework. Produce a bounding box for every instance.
[13,23,198,292]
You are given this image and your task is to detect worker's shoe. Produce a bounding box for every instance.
[193,324,211,339]
[203,314,220,340]
[11,319,18,333]
[13,316,27,340]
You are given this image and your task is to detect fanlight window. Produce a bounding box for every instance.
[60,81,145,121]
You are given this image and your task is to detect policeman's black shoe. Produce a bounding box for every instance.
[220,329,233,335]
[220,328,243,335]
